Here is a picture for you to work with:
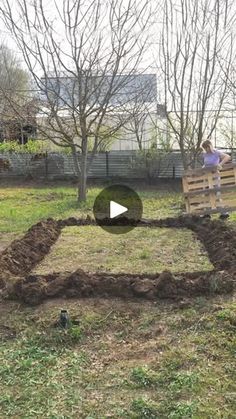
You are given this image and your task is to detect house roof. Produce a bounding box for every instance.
[40,73,157,107]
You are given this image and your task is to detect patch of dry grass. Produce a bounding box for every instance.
[33,226,213,275]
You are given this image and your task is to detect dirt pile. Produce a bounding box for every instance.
[8,269,234,305]
[1,214,236,305]
[0,219,61,288]
[57,215,194,228]
[189,220,236,271]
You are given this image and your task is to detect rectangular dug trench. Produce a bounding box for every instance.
[33,226,213,275]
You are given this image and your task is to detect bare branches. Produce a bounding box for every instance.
[159,0,235,168]
[0,0,153,199]
[0,43,30,141]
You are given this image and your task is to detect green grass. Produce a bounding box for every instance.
[0,183,183,233]
[0,182,235,235]
[0,186,79,233]
[0,298,236,418]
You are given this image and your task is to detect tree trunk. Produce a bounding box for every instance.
[179,136,188,171]
[71,145,80,179]
[78,173,87,202]
[78,138,88,202]
[78,168,87,201]
[71,144,81,201]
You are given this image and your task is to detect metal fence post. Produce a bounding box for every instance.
[106,151,109,177]
[45,151,48,179]
[172,164,176,179]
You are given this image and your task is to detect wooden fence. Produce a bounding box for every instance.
[182,163,236,215]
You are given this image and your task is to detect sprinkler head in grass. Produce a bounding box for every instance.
[59,309,70,329]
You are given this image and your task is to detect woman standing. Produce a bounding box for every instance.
[201,140,231,219]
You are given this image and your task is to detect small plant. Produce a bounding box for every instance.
[139,249,150,260]
[67,325,83,342]
[131,398,160,418]
[216,309,236,326]
[216,309,233,321]
[169,371,199,392]
[130,366,158,388]
[168,401,198,418]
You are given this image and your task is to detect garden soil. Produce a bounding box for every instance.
[0,215,236,305]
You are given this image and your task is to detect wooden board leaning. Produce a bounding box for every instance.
[182,163,236,215]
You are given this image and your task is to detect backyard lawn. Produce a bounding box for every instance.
[0,181,236,418]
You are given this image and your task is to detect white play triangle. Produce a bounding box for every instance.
[110,201,128,219]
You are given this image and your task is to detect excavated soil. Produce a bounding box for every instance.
[9,269,234,306]
[0,215,236,305]
[0,219,61,288]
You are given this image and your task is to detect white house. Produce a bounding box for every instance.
[37,73,168,151]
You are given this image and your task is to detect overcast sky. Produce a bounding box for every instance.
[0,0,159,72]
[1,0,235,113]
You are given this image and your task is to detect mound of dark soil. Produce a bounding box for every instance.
[0,219,61,288]
[1,214,236,305]
[190,220,236,271]
[8,268,234,305]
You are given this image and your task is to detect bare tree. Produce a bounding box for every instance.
[0,0,154,200]
[218,111,236,149]
[0,44,29,141]
[114,75,159,150]
[159,0,235,169]
[117,104,151,151]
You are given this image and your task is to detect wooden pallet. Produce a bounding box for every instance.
[182,163,236,215]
